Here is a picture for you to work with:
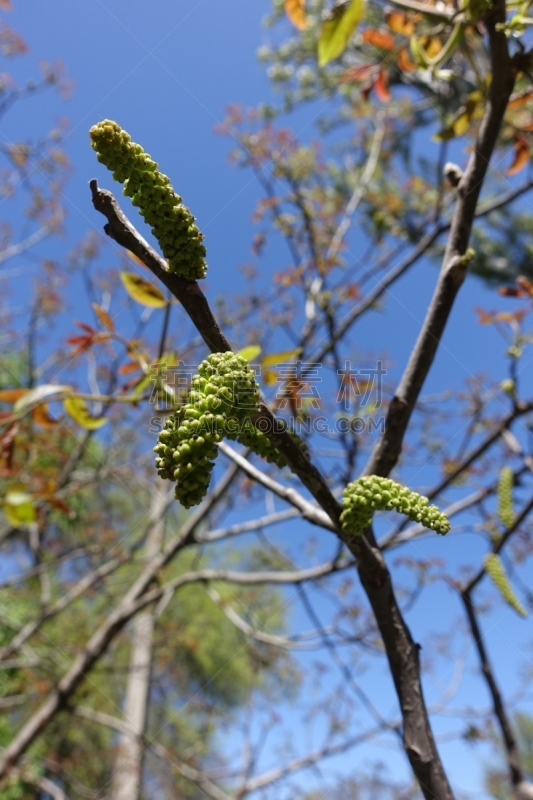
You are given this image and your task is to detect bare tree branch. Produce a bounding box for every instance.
[365,3,516,479]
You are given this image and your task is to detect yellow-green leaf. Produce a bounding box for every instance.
[64,396,108,430]
[120,272,166,308]
[318,0,366,67]
[4,491,36,527]
[238,345,262,362]
[409,35,431,68]
[261,348,302,367]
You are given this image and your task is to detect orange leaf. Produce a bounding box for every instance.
[92,303,114,332]
[118,361,142,375]
[474,307,494,325]
[397,47,416,72]
[506,136,530,176]
[508,89,533,110]
[422,36,443,58]
[0,422,17,472]
[285,0,307,30]
[362,29,395,50]
[374,69,391,102]
[498,286,526,298]
[75,320,96,335]
[126,250,150,270]
[45,495,72,515]
[0,388,28,403]
[66,335,93,356]
[32,403,59,429]
[516,275,533,296]
[340,64,377,83]
[0,1,13,9]
[385,11,418,36]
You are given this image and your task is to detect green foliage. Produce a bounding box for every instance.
[341,476,451,536]
[90,119,207,280]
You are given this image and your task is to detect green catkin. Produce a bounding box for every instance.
[155,352,309,507]
[154,352,260,508]
[497,466,515,529]
[228,420,308,469]
[340,476,451,536]
[89,119,207,281]
[484,553,527,617]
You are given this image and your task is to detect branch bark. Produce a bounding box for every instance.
[364,5,516,478]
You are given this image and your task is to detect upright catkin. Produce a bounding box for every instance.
[90,119,207,281]
[497,466,515,529]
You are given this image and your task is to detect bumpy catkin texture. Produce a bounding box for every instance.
[340,476,450,536]
[154,353,261,508]
[228,420,308,469]
[89,119,207,281]
[484,553,527,617]
[497,466,515,529]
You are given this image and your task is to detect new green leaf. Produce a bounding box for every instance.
[318,0,365,67]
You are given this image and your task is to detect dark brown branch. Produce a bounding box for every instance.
[457,492,533,788]
[89,183,456,800]
[461,593,523,786]
[90,179,342,527]
[364,7,516,478]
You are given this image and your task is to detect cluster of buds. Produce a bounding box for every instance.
[154,352,260,507]
[90,120,207,281]
[484,553,526,617]
[340,476,450,536]
[497,466,515,529]
[228,419,308,469]
[154,352,309,506]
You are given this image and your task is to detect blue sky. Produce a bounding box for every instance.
[2,2,533,798]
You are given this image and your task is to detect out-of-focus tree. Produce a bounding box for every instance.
[1,0,533,799]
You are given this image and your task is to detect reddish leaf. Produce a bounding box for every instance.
[45,495,72,515]
[385,11,418,36]
[66,335,93,356]
[118,360,142,375]
[374,69,391,102]
[126,250,150,270]
[474,307,494,325]
[508,89,533,109]
[340,64,377,84]
[32,403,59,429]
[285,0,307,30]
[75,321,96,335]
[516,275,533,296]
[0,1,13,9]
[397,47,416,72]
[0,388,29,403]
[506,135,530,176]
[362,29,395,50]
[92,303,114,332]
[498,286,526,297]
[0,422,17,472]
